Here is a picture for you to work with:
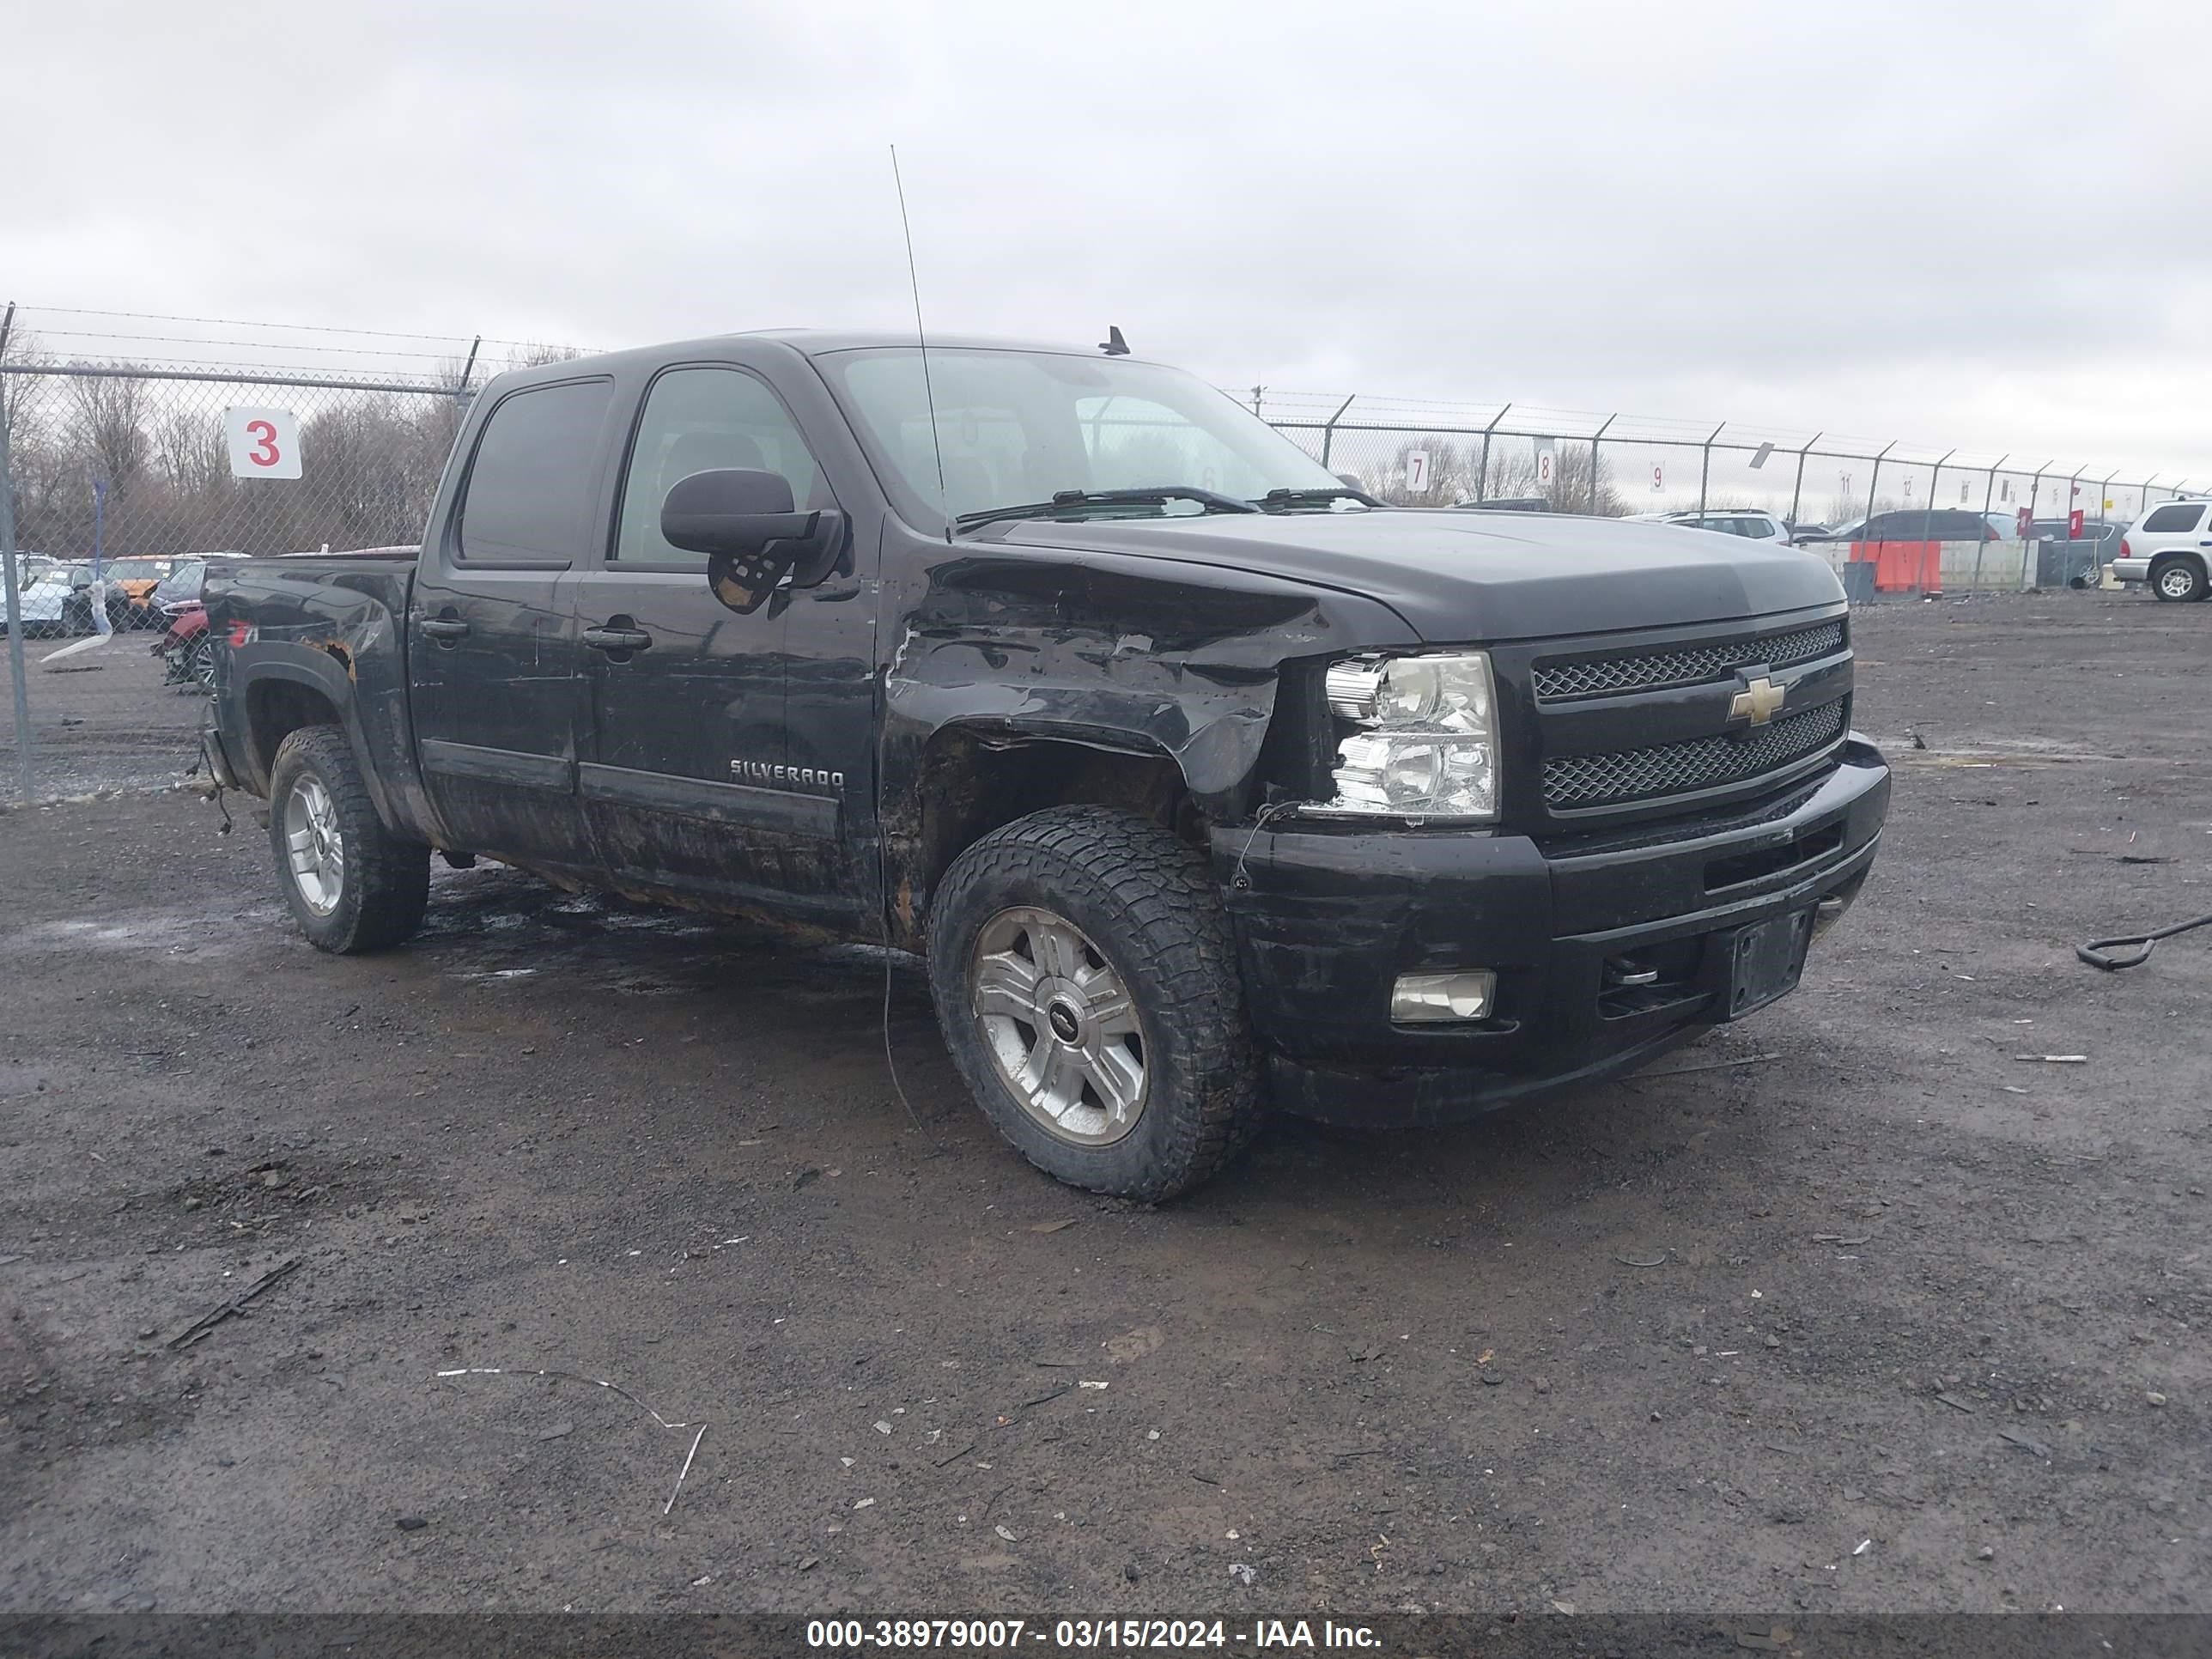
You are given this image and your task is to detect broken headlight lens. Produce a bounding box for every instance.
[1319,652,1498,821]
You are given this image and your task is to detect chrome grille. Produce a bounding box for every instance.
[1533,620,1846,702]
[1542,699,1848,811]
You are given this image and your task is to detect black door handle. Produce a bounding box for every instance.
[581,625,653,653]
[421,617,469,641]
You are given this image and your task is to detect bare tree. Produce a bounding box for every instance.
[504,342,585,370]
[67,366,151,500]
[0,326,43,471]
[154,410,230,494]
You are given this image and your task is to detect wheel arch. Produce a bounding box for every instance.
[239,661,402,828]
[891,722,1193,948]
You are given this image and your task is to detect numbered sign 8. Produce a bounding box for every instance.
[223,407,303,480]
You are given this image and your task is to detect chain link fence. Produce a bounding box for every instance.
[3,306,2201,805]
[1259,391,2187,601]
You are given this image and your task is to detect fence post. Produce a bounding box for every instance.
[2141,475,2157,515]
[1973,454,2008,596]
[1923,447,1954,541]
[1320,393,1355,470]
[1865,441,1894,539]
[2026,463,2053,591]
[1477,403,1510,504]
[1697,422,1724,515]
[1789,432,1820,531]
[1589,414,1615,514]
[0,365,33,805]
[453,335,482,404]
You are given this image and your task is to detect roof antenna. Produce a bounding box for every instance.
[1099,325,1129,356]
[890,145,951,546]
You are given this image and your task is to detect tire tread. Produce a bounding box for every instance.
[927,805,1261,1201]
[268,725,430,953]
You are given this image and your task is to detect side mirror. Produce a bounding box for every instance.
[661,469,847,615]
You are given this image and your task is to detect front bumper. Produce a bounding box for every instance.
[1212,739,1890,1125]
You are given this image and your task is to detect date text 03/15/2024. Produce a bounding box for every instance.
[804,1619,1382,1650]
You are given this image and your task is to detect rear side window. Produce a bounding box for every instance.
[457,380,616,563]
[2142,502,2206,533]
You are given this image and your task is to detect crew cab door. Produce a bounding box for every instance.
[410,375,616,878]
[574,361,868,926]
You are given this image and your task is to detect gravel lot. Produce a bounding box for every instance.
[3,592,2207,1618]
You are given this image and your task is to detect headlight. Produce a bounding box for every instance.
[1317,652,1498,821]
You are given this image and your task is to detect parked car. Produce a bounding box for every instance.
[9,563,100,636]
[5,551,57,590]
[204,328,1887,1201]
[1853,509,2002,543]
[1661,510,1793,544]
[2111,499,2212,601]
[149,560,217,688]
[97,558,173,629]
[1453,495,1551,513]
[1790,518,1863,544]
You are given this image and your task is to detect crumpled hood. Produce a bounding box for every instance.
[984,509,1844,641]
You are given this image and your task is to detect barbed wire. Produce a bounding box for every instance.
[11,303,589,354]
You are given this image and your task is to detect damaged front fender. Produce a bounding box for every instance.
[878,542,1414,929]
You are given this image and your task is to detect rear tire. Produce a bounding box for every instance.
[927,805,1261,1201]
[2149,555,2206,603]
[266,725,430,953]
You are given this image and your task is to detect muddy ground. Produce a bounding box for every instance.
[2,592,2207,1618]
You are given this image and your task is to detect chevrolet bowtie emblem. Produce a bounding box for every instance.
[1729,676,1787,726]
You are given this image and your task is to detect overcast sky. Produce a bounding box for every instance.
[7,0,2210,475]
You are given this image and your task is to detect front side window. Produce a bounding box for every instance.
[2142,502,2207,533]
[614,368,830,567]
[816,348,1347,528]
[457,379,616,564]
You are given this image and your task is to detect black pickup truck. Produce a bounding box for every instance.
[204,330,1888,1199]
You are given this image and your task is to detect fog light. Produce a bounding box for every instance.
[1390,970,1497,1023]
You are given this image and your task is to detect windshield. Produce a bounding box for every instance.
[815,348,1348,531]
[152,562,205,603]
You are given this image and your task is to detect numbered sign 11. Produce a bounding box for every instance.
[223,407,303,480]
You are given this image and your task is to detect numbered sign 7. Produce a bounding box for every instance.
[223,407,304,480]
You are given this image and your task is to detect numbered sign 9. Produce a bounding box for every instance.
[223,407,303,480]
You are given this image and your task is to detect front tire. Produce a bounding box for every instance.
[266,725,430,953]
[2149,555,2207,603]
[927,806,1261,1201]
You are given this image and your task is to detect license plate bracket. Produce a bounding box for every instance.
[1722,910,1812,1020]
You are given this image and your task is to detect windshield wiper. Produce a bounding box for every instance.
[954,486,1264,532]
[1254,485,1382,511]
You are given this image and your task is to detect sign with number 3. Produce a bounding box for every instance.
[223,407,303,480]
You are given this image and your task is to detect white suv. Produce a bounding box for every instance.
[1661,509,1793,544]
[2112,500,2212,601]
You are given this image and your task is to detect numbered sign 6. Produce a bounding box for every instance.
[223,407,303,480]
